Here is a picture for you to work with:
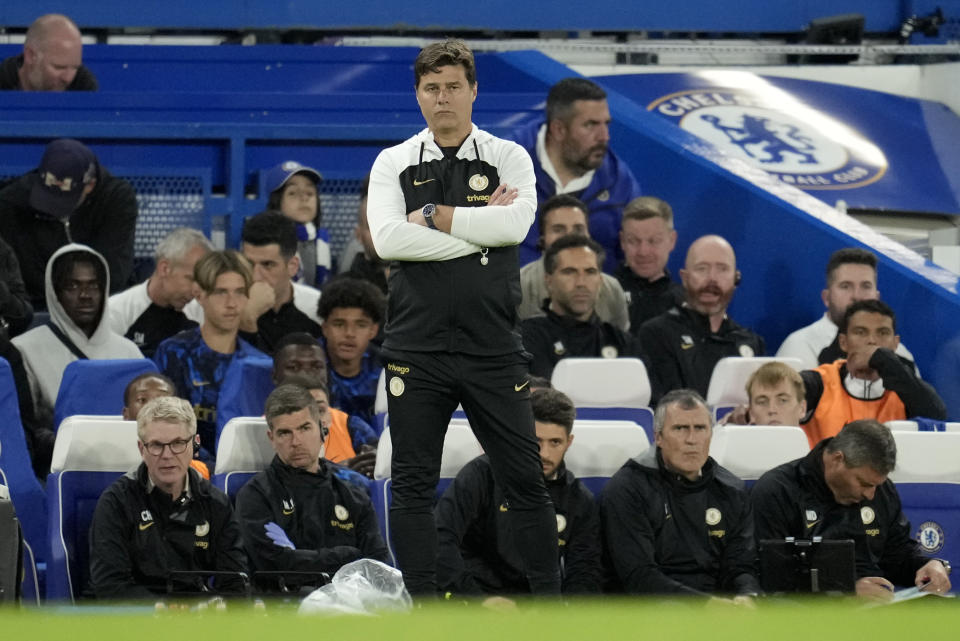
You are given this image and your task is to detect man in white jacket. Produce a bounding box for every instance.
[366,39,560,598]
[12,243,143,427]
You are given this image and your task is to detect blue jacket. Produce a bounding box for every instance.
[511,120,642,272]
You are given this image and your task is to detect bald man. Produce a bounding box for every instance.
[0,14,98,91]
[636,235,765,403]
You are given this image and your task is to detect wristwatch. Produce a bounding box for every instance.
[938,559,952,575]
[422,203,437,230]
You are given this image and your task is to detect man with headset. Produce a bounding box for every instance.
[235,384,388,583]
[636,235,764,403]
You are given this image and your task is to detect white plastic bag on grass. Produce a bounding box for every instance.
[299,559,412,616]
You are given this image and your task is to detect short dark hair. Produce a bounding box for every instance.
[825,419,897,475]
[414,39,476,88]
[654,389,710,434]
[264,384,321,430]
[838,299,896,335]
[52,250,106,294]
[538,194,588,236]
[531,388,576,435]
[360,173,371,200]
[543,234,605,275]
[242,211,299,260]
[317,276,386,325]
[825,248,877,285]
[274,331,321,353]
[546,77,607,124]
[123,372,176,407]
[279,374,328,398]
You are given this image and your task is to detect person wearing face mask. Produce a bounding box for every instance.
[636,235,765,404]
[235,384,388,585]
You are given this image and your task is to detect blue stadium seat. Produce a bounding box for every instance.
[215,356,274,451]
[889,431,960,571]
[53,359,157,431]
[46,417,140,602]
[0,358,47,598]
[212,417,274,501]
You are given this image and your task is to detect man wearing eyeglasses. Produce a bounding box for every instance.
[90,396,247,599]
[12,244,143,474]
[235,384,387,588]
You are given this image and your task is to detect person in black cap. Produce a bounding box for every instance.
[263,161,330,287]
[0,138,138,308]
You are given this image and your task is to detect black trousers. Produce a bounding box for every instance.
[382,349,561,596]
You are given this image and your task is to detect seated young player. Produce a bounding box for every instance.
[318,276,385,426]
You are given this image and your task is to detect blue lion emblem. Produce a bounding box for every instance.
[701,113,818,165]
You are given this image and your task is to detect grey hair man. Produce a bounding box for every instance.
[109,227,213,358]
[601,389,759,602]
[752,419,951,602]
[89,396,247,598]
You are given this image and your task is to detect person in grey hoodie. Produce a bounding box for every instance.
[12,243,144,439]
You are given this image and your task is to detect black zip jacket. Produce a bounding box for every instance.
[89,464,248,599]
[436,455,600,595]
[601,448,760,596]
[614,265,685,334]
[235,455,388,575]
[521,306,645,379]
[0,167,137,308]
[637,305,766,403]
[751,439,929,585]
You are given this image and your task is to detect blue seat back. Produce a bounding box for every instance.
[216,357,274,450]
[53,359,157,430]
[216,471,258,502]
[896,483,960,571]
[47,470,125,601]
[0,358,47,573]
[575,407,654,443]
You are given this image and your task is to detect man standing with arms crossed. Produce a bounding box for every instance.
[367,39,560,597]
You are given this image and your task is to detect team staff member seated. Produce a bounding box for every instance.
[236,384,388,582]
[521,234,642,379]
[89,397,247,598]
[367,39,560,596]
[436,388,600,598]
[799,299,945,448]
[601,389,759,601]
[637,235,764,403]
[752,419,950,601]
